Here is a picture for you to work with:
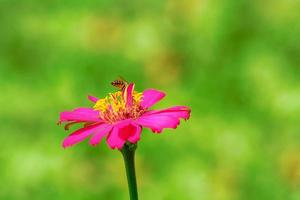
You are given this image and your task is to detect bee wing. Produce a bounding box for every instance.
[117,76,128,84]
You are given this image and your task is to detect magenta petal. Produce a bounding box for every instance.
[89,124,112,146]
[123,83,135,107]
[136,114,180,133]
[106,120,141,149]
[106,126,126,149]
[59,107,100,123]
[62,123,105,148]
[88,95,99,103]
[119,123,141,143]
[127,124,142,143]
[136,106,190,133]
[144,106,191,120]
[140,89,166,109]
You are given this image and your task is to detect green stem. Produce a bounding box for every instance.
[121,143,139,200]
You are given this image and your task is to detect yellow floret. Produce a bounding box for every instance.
[93,91,143,114]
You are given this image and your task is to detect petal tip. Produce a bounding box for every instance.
[141,89,166,109]
[88,95,99,103]
[62,142,70,149]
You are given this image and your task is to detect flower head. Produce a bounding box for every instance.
[58,82,191,149]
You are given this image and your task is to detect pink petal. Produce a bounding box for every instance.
[106,120,142,149]
[144,106,191,120]
[136,106,190,133]
[62,123,105,148]
[136,114,180,133]
[59,107,101,123]
[120,123,142,144]
[106,126,126,149]
[140,89,166,109]
[123,83,135,107]
[88,95,99,103]
[89,124,112,146]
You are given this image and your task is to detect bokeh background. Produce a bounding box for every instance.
[0,0,299,199]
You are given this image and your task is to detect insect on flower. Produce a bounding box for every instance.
[111,76,128,91]
[58,80,191,149]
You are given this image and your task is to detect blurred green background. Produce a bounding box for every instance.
[0,0,299,199]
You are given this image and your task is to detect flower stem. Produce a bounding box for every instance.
[121,143,139,200]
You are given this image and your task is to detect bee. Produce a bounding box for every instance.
[111,76,128,91]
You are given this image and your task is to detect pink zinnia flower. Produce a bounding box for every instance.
[58,83,191,149]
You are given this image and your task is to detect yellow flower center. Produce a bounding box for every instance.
[93,91,144,123]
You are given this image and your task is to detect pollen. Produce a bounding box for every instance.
[93,90,144,123]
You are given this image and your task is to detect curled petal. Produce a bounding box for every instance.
[64,121,80,130]
[140,89,166,109]
[89,124,113,146]
[106,126,126,149]
[123,83,135,107]
[62,123,105,148]
[120,123,142,144]
[106,120,142,149]
[88,95,99,103]
[59,107,101,123]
